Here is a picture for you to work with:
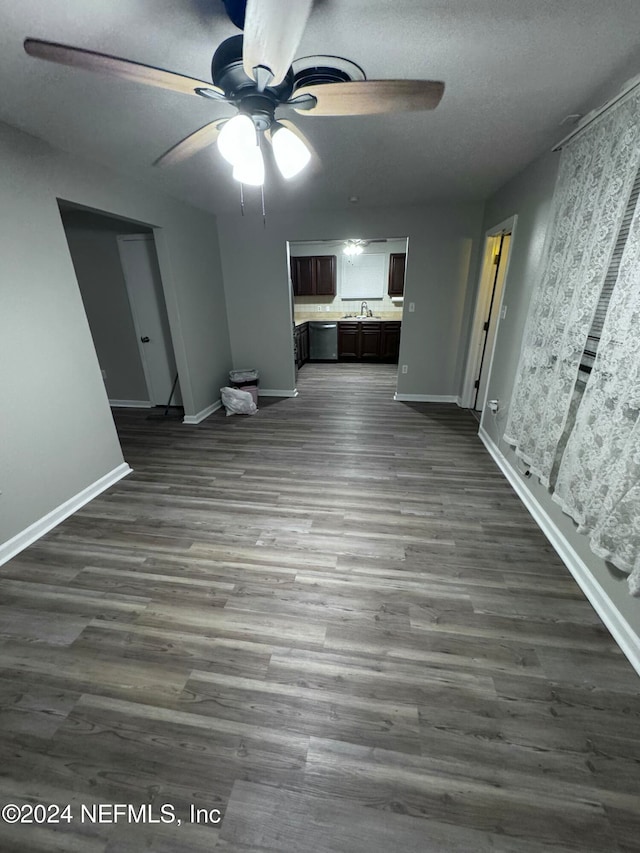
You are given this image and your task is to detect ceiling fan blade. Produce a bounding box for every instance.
[24,38,225,99]
[153,120,228,167]
[242,0,313,87]
[291,79,445,116]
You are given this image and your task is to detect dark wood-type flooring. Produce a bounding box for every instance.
[1,363,639,852]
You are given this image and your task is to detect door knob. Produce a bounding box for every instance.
[140,336,150,343]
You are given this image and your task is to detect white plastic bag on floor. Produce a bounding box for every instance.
[220,386,258,416]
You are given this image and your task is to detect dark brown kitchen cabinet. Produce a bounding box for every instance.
[291,257,314,295]
[290,255,337,296]
[380,322,402,360]
[359,322,383,359]
[293,322,309,369]
[314,256,337,295]
[338,321,401,362]
[388,252,406,296]
[300,323,309,363]
[337,322,359,359]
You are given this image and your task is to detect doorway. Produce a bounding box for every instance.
[287,236,409,394]
[58,203,181,409]
[462,217,515,413]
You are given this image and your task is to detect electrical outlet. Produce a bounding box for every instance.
[408,302,415,313]
[401,364,408,374]
[317,305,322,311]
[500,305,508,320]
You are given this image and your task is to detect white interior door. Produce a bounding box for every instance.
[475,233,511,410]
[117,234,180,406]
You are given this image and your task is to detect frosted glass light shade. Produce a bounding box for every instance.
[343,242,363,256]
[217,115,257,165]
[232,145,265,186]
[271,124,311,179]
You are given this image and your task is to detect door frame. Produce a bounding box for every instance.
[461,215,517,410]
[286,235,410,395]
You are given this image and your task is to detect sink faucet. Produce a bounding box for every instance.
[360,301,368,316]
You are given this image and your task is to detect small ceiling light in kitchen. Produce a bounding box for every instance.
[343,239,365,256]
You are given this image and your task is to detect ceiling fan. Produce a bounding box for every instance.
[23,0,445,187]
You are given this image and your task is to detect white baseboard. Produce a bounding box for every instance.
[259,389,299,397]
[184,391,298,423]
[109,399,153,408]
[479,427,640,677]
[0,462,132,567]
[183,399,222,425]
[394,393,459,403]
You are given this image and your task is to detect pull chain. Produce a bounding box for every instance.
[257,130,266,228]
[240,182,245,216]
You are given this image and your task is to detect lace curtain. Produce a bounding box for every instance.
[503,91,640,487]
[553,184,640,594]
[504,87,640,595]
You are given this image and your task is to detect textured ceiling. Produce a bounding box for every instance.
[1,0,640,215]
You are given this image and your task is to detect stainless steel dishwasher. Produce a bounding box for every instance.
[309,321,338,361]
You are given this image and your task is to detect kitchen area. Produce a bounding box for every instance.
[289,237,407,371]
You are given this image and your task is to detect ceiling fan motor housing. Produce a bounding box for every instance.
[212,35,294,130]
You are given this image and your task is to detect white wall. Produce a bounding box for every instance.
[61,209,150,403]
[0,120,231,549]
[217,204,484,395]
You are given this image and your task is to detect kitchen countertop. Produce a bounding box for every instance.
[295,317,402,326]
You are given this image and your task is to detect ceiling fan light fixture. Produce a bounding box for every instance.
[271,123,311,179]
[343,240,364,256]
[232,144,265,186]
[217,114,257,165]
